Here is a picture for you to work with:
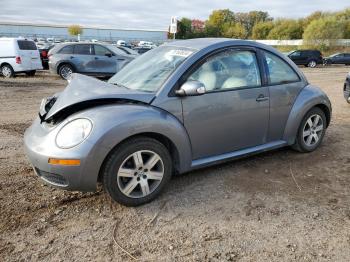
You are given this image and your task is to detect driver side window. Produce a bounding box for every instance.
[188,50,261,92]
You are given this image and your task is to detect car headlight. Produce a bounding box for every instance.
[56,118,92,149]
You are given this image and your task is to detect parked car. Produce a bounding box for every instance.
[138,41,156,48]
[344,72,350,103]
[116,46,139,56]
[288,50,323,68]
[24,38,332,206]
[48,43,135,79]
[133,46,152,54]
[36,42,53,70]
[324,53,350,66]
[0,38,43,77]
[117,40,126,46]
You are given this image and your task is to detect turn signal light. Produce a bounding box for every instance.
[48,158,81,166]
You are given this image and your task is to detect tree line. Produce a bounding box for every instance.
[172,8,350,49]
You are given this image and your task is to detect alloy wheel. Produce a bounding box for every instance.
[117,150,164,198]
[60,66,73,80]
[302,114,324,147]
[2,66,12,77]
[308,61,317,68]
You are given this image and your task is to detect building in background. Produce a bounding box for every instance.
[0,22,168,43]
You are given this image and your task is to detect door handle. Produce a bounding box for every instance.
[117,58,125,61]
[94,57,99,60]
[70,56,75,59]
[256,95,269,102]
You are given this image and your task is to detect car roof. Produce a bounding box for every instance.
[164,38,283,53]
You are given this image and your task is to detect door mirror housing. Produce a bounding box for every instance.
[105,53,113,57]
[176,81,206,96]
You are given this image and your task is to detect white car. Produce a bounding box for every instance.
[138,41,156,48]
[0,38,43,78]
[117,40,126,46]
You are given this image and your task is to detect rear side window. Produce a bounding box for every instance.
[264,52,300,85]
[59,45,74,54]
[74,45,92,55]
[17,40,37,50]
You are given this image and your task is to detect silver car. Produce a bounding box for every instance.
[24,39,332,206]
[48,43,136,79]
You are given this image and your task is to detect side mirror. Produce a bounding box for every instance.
[105,53,113,57]
[175,80,206,96]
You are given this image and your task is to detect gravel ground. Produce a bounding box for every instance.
[0,68,350,261]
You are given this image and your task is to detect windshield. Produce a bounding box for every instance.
[108,46,194,92]
[118,46,138,55]
[106,45,128,56]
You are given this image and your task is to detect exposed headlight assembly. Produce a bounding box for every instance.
[56,118,92,149]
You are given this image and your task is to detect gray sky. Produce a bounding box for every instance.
[0,0,349,30]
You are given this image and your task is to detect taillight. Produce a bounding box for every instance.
[16,56,21,64]
[41,50,47,57]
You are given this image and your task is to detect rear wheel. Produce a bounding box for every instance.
[102,137,173,206]
[58,64,74,80]
[1,64,14,78]
[307,60,317,68]
[292,108,326,153]
[25,70,36,76]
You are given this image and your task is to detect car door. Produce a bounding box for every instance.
[181,48,269,160]
[289,51,302,65]
[92,44,117,74]
[72,44,94,73]
[262,51,305,142]
[333,54,344,64]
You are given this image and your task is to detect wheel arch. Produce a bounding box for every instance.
[97,132,181,183]
[0,62,13,69]
[57,61,76,74]
[283,85,332,144]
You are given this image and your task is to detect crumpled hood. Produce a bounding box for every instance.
[44,74,155,121]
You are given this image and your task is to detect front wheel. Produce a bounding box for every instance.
[307,60,317,68]
[102,137,172,206]
[292,108,327,153]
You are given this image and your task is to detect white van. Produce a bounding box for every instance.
[0,38,43,77]
[117,40,126,46]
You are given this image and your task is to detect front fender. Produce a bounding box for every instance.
[80,104,192,178]
[283,85,332,145]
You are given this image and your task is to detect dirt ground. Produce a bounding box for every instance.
[0,67,350,261]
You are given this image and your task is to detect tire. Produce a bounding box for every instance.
[1,64,14,78]
[292,107,327,153]
[25,70,36,76]
[102,137,173,206]
[307,60,317,68]
[58,64,74,80]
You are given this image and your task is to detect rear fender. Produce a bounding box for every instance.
[283,85,331,144]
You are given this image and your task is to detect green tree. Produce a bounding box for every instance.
[68,24,83,37]
[251,21,274,39]
[176,18,192,39]
[302,11,325,29]
[236,11,272,38]
[206,9,235,36]
[303,17,346,49]
[223,23,246,39]
[267,19,303,39]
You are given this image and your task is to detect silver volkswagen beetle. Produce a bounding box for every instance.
[24,38,332,206]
